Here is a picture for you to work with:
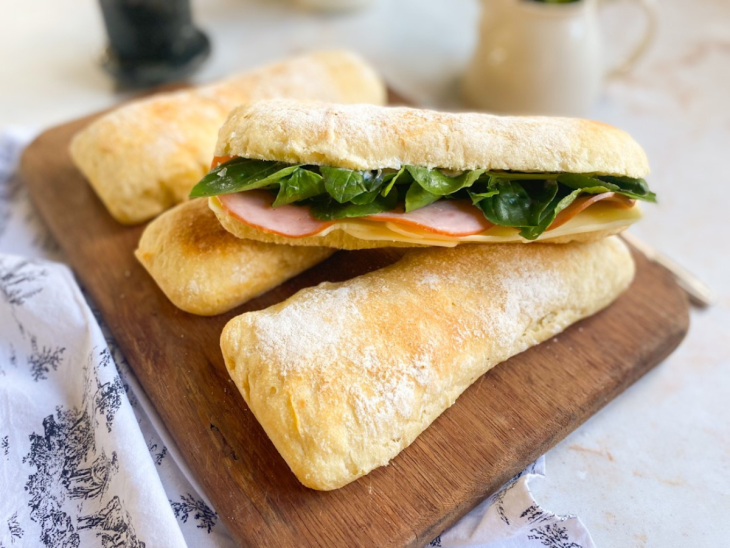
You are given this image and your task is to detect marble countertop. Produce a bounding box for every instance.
[2,1,728,546]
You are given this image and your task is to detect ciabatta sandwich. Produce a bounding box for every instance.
[192,100,655,249]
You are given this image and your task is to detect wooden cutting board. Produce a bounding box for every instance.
[19,106,689,548]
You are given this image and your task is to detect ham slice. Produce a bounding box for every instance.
[217,189,635,240]
[366,200,494,236]
[548,192,635,231]
[218,190,333,238]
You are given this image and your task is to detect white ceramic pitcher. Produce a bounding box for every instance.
[462,0,657,116]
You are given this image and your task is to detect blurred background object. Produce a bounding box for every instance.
[295,0,375,12]
[462,0,657,116]
[99,0,210,87]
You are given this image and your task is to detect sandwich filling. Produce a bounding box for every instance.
[191,156,655,242]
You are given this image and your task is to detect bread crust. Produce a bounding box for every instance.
[70,51,387,225]
[135,199,334,315]
[216,100,650,177]
[221,237,635,490]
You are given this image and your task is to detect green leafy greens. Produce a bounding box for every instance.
[189,157,300,197]
[190,157,656,239]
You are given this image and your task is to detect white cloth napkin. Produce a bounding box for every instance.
[0,129,595,548]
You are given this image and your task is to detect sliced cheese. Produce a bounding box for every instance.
[213,196,641,247]
[326,203,641,246]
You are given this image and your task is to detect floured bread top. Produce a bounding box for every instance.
[220,237,636,489]
[216,99,650,177]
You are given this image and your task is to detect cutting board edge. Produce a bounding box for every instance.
[409,264,690,547]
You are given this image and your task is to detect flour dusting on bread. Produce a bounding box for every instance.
[217,100,650,177]
[221,238,635,490]
[253,284,364,372]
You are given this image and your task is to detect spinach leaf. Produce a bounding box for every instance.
[519,188,580,240]
[518,185,617,240]
[310,189,399,221]
[468,188,499,205]
[350,170,390,204]
[476,180,558,227]
[558,173,656,202]
[405,181,440,212]
[321,167,368,203]
[406,166,485,196]
[272,168,325,207]
[363,170,388,192]
[350,188,382,205]
[558,173,620,191]
[381,167,410,197]
[599,175,656,202]
[189,158,300,198]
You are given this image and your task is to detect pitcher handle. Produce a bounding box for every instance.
[602,0,658,78]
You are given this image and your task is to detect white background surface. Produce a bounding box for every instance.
[1,1,728,546]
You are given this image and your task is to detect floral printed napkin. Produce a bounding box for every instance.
[0,129,595,548]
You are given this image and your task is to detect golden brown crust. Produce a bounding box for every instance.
[135,199,334,315]
[221,237,635,490]
[216,100,650,176]
[70,51,387,225]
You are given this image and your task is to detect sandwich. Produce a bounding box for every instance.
[70,51,386,224]
[193,100,656,249]
[135,199,334,316]
[220,237,635,490]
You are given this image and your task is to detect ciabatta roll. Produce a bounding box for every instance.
[135,198,334,315]
[194,100,655,249]
[221,237,635,489]
[71,51,386,224]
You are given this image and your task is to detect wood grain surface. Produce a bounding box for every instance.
[20,108,689,548]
